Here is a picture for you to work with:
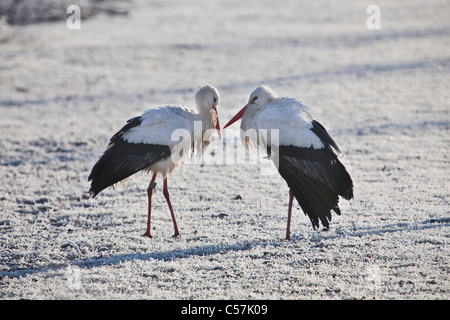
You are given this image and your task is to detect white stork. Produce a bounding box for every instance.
[223,86,353,240]
[88,84,221,238]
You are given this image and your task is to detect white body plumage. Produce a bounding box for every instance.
[121,105,218,177]
[88,84,221,238]
[223,86,352,238]
[240,97,325,151]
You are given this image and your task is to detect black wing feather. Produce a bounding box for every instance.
[109,116,142,146]
[277,145,353,230]
[310,120,342,155]
[88,117,171,197]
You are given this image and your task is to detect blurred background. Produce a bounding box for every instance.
[0,0,449,299]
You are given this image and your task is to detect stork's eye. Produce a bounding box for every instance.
[213,97,217,103]
[252,96,258,103]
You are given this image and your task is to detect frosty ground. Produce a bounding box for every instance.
[0,0,449,299]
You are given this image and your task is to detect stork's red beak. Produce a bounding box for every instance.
[223,105,248,129]
[212,106,221,139]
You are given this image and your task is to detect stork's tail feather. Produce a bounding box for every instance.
[277,146,353,230]
[283,168,338,229]
[88,140,171,197]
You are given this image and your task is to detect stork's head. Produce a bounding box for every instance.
[223,85,277,129]
[195,84,221,138]
[247,86,277,108]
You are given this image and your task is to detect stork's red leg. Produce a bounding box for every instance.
[163,178,181,238]
[143,173,157,238]
[285,189,294,240]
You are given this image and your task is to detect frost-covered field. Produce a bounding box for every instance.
[0,0,449,300]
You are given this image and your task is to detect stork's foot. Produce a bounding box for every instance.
[142,231,153,238]
[172,232,181,239]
